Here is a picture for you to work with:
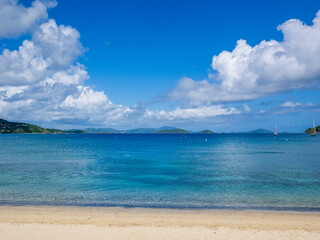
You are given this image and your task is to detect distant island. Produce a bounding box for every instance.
[0,119,190,134]
[199,130,214,134]
[84,126,180,134]
[0,119,85,134]
[2,118,316,134]
[84,128,119,133]
[246,129,273,134]
[305,125,320,133]
[0,118,212,134]
[156,128,190,134]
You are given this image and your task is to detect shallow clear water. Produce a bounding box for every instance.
[1,133,320,211]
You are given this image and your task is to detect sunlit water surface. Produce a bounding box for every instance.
[1,133,320,211]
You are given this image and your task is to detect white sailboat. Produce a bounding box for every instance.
[274,121,278,136]
[311,118,317,136]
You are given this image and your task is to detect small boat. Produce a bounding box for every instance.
[274,121,278,136]
[311,118,317,136]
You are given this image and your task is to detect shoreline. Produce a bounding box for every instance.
[2,205,320,227]
[1,203,320,213]
[1,205,320,239]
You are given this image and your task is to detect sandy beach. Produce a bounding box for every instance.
[0,206,319,240]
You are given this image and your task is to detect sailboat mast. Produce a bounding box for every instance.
[313,118,316,134]
[275,122,277,134]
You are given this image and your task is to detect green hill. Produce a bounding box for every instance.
[0,119,55,134]
[85,128,119,133]
[64,129,87,134]
[156,128,189,133]
[247,129,273,134]
[85,126,177,133]
[199,130,214,133]
[46,128,65,134]
[0,118,83,134]
[125,128,159,133]
[305,126,320,133]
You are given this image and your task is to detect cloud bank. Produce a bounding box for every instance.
[0,1,318,128]
[0,0,238,127]
[282,101,314,108]
[143,105,239,121]
[0,19,83,86]
[0,3,131,126]
[0,0,56,38]
[169,11,320,103]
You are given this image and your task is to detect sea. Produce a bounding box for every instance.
[1,133,320,211]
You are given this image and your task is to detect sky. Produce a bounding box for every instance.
[0,0,320,132]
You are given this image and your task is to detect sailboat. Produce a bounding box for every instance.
[311,118,317,136]
[274,121,278,136]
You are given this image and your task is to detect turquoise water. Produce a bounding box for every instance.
[1,133,320,211]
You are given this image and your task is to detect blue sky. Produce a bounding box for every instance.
[0,0,320,132]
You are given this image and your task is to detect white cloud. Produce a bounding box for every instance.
[169,11,320,103]
[4,1,318,128]
[0,5,133,127]
[282,101,302,108]
[41,64,88,87]
[271,101,320,115]
[143,105,240,121]
[33,19,83,67]
[0,0,146,128]
[243,104,250,111]
[0,19,83,86]
[0,1,242,127]
[0,86,28,98]
[282,101,314,108]
[0,74,133,127]
[61,86,111,110]
[0,0,56,38]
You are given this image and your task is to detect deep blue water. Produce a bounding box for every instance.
[1,133,320,211]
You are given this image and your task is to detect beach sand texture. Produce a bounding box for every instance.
[0,206,320,240]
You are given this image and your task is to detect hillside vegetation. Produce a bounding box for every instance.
[156,128,189,133]
[305,126,320,133]
[199,130,214,133]
[0,119,84,134]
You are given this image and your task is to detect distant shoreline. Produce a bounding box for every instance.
[0,132,306,135]
[0,203,319,212]
[1,118,314,134]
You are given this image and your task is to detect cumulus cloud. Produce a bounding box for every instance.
[0,70,132,126]
[243,104,250,111]
[169,11,320,103]
[0,0,56,38]
[0,10,130,126]
[0,1,243,128]
[0,16,240,127]
[143,105,240,121]
[263,101,320,115]
[281,101,314,108]
[0,19,83,86]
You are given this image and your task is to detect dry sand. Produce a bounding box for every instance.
[0,206,320,240]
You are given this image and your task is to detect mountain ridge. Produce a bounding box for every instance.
[0,119,85,134]
[1,118,312,134]
[245,129,273,134]
[85,126,177,133]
